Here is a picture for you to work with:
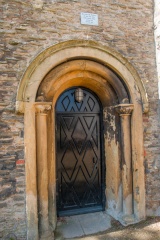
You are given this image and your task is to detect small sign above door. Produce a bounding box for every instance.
[81,12,98,26]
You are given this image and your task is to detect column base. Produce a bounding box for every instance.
[106,209,136,226]
[118,213,135,226]
[40,231,54,240]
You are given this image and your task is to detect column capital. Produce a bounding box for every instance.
[115,104,134,116]
[35,103,52,114]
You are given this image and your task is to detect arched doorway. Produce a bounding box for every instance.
[56,87,105,216]
[16,40,148,239]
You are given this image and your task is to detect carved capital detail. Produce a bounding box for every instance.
[115,104,134,116]
[35,103,52,114]
[16,101,25,114]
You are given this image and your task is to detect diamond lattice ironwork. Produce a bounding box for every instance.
[61,146,78,179]
[87,97,95,111]
[82,142,98,177]
[72,118,87,153]
[62,96,70,111]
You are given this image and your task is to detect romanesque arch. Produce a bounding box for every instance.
[16,40,148,240]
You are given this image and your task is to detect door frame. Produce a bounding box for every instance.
[16,40,148,239]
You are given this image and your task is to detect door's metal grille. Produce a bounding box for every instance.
[56,88,104,216]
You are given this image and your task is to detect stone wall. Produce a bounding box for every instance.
[154,0,160,96]
[0,0,159,238]
[153,0,160,217]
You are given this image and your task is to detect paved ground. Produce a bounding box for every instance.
[55,212,111,239]
[55,214,160,240]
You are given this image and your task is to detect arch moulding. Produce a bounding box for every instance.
[16,40,148,240]
[16,40,148,113]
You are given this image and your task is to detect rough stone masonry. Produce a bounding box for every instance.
[0,0,160,239]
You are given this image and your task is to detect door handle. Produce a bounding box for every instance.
[93,157,98,169]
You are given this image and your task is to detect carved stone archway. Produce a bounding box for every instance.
[16,40,148,240]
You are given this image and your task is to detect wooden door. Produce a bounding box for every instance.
[56,87,105,216]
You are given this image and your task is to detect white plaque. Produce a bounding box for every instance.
[81,12,98,26]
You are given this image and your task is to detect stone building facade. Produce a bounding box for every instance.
[0,0,160,239]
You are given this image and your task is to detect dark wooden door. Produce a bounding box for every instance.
[56,87,104,216]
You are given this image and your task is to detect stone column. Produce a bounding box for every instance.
[25,103,39,240]
[115,104,134,218]
[35,103,53,239]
